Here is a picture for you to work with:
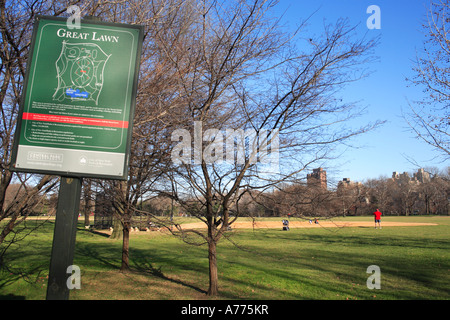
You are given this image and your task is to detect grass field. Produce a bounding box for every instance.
[0,215,449,300]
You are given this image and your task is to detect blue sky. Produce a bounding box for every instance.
[273,0,448,184]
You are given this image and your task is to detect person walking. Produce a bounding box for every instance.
[373,208,382,229]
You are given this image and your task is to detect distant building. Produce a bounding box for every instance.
[392,168,430,185]
[338,177,362,189]
[307,167,327,190]
[413,168,431,183]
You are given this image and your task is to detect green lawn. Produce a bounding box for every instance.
[0,216,449,300]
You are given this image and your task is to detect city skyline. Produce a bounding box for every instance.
[305,166,437,189]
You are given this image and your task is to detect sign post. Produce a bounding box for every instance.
[46,177,82,300]
[10,15,143,300]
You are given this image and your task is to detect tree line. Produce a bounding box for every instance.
[250,168,449,218]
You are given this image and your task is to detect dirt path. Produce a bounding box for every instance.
[180,220,438,229]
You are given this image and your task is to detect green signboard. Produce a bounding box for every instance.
[11,16,143,180]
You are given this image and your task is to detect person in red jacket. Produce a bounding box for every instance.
[373,209,382,229]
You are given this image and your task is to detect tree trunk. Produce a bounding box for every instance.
[207,239,218,296]
[110,217,123,240]
[83,182,92,228]
[84,210,90,228]
[121,222,130,272]
[0,212,18,245]
[0,171,13,216]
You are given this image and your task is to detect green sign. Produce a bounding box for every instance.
[11,16,143,180]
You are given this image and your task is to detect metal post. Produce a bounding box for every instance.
[46,177,82,300]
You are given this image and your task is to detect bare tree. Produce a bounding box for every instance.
[154,0,381,295]
[0,0,73,261]
[336,180,367,216]
[364,177,393,214]
[261,183,339,218]
[82,0,190,272]
[362,168,450,216]
[405,0,450,159]
[81,179,94,228]
[0,0,187,273]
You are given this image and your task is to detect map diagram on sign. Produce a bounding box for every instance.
[53,41,110,105]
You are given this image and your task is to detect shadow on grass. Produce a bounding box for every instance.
[74,238,209,296]
[86,229,112,238]
[0,294,26,300]
[133,259,207,295]
[0,262,49,299]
